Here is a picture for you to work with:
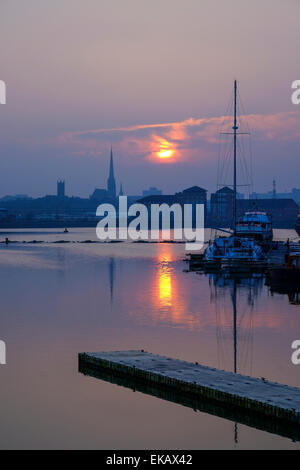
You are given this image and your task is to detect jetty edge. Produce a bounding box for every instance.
[78,350,300,426]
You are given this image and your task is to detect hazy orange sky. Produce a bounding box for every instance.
[0,0,299,197]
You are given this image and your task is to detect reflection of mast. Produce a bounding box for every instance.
[212,273,263,445]
[212,273,261,375]
[109,257,115,305]
[232,280,237,374]
[232,279,238,445]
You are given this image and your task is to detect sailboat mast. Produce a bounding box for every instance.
[233,80,238,233]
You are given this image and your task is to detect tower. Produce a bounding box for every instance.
[107,148,116,198]
[57,180,65,198]
[119,183,124,196]
[272,179,276,199]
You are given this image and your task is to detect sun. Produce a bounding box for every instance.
[155,139,175,159]
[157,149,173,159]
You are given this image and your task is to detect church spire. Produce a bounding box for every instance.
[107,147,116,198]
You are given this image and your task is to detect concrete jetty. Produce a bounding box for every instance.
[79,350,300,433]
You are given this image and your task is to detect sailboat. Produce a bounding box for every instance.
[203,81,266,272]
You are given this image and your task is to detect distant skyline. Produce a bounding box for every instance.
[0,0,300,197]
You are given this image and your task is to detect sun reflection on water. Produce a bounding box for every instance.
[158,256,173,307]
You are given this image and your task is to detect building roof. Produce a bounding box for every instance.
[215,186,234,194]
[90,188,109,200]
[181,186,207,194]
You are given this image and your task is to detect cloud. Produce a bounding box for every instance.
[54,110,300,163]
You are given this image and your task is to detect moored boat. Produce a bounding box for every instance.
[236,211,273,248]
[204,236,266,272]
[295,215,300,237]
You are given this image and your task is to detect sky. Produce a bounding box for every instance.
[0,0,299,198]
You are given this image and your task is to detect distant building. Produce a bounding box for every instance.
[210,185,299,227]
[0,208,9,219]
[210,186,234,223]
[250,189,300,204]
[107,148,116,198]
[142,187,162,197]
[237,198,299,227]
[272,179,277,199]
[138,194,175,207]
[138,186,207,226]
[250,181,300,206]
[175,186,207,212]
[57,180,65,198]
[139,186,207,208]
[90,148,118,202]
[291,188,300,205]
[127,195,144,205]
[90,188,109,201]
[0,194,30,201]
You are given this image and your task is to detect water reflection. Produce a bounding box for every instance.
[207,273,264,445]
[79,359,300,443]
[109,257,115,305]
[265,276,300,305]
[1,237,300,449]
[208,273,264,375]
[79,267,300,445]
[158,254,172,308]
[151,249,196,328]
[125,243,300,340]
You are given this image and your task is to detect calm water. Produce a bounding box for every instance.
[0,228,299,449]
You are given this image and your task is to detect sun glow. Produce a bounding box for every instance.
[155,139,174,159]
[157,149,173,159]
